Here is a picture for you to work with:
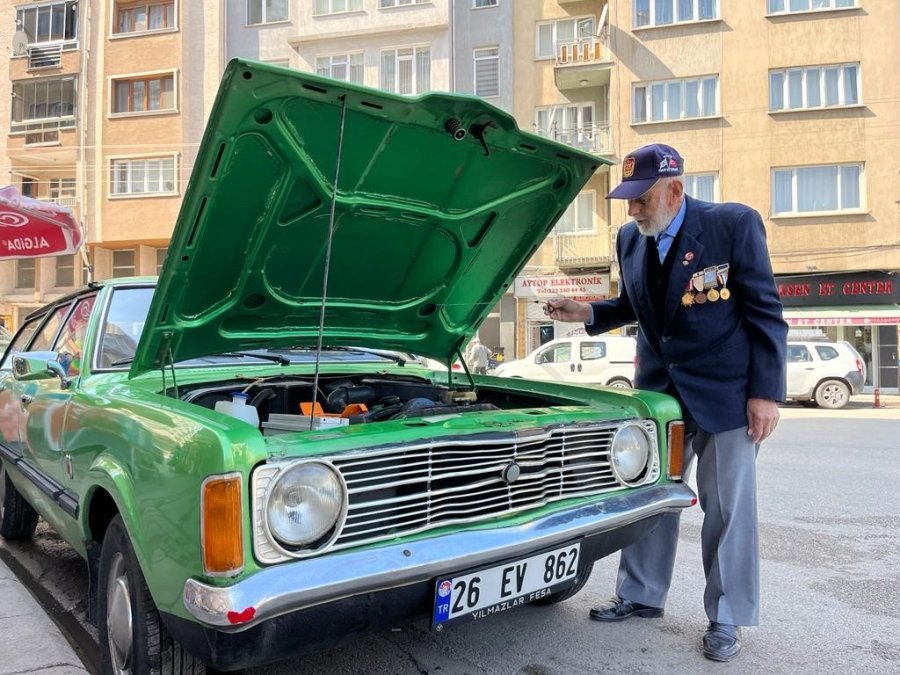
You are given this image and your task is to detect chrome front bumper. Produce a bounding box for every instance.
[183,482,695,631]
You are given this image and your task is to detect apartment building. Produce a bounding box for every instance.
[0,0,222,330]
[516,0,899,388]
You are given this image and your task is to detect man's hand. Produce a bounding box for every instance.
[746,398,779,444]
[543,298,593,323]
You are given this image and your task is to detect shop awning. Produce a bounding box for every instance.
[783,306,900,326]
[0,185,83,260]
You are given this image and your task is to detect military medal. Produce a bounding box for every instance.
[681,291,694,307]
[716,264,731,301]
[695,292,707,304]
[708,288,720,302]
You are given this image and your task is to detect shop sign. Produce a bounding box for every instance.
[776,272,899,307]
[786,316,898,327]
[514,274,610,300]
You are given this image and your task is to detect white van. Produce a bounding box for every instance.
[494,335,636,388]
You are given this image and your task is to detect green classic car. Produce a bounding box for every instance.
[0,60,694,673]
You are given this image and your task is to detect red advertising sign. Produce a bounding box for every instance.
[0,186,83,260]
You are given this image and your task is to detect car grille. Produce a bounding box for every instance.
[252,421,657,563]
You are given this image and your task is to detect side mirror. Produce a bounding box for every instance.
[12,353,73,390]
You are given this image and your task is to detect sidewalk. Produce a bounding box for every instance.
[0,554,88,674]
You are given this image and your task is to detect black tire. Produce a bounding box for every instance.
[814,379,851,409]
[531,561,594,606]
[98,515,206,675]
[0,461,39,540]
[606,378,632,389]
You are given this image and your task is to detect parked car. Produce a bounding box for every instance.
[0,61,694,673]
[495,335,637,388]
[785,340,866,409]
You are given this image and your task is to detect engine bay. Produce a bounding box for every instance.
[178,373,574,431]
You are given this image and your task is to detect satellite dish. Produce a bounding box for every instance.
[12,30,28,57]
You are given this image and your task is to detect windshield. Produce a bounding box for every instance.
[98,287,402,370]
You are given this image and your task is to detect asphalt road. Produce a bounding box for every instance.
[2,401,898,675]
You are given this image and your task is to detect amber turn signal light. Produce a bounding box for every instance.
[201,473,244,577]
[667,421,685,481]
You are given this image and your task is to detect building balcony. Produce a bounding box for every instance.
[533,123,613,157]
[10,42,79,79]
[553,232,611,269]
[7,123,78,168]
[554,37,613,90]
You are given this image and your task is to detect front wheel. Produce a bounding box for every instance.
[814,379,851,409]
[531,561,594,606]
[606,378,632,389]
[0,461,39,540]
[98,515,206,675]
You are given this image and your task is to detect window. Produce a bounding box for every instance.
[683,173,717,202]
[535,104,597,151]
[156,247,168,274]
[313,0,362,15]
[112,250,136,278]
[634,0,717,27]
[772,163,862,215]
[247,0,288,24]
[580,342,607,361]
[473,0,498,6]
[16,2,78,45]
[380,47,430,95]
[56,254,75,287]
[16,260,36,289]
[473,47,499,97]
[11,77,77,129]
[49,178,76,201]
[787,344,811,362]
[537,342,571,364]
[633,76,718,122]
[0,316,42,370]
[112,73,175,114]
[379,0,429,7]
[536,17,594,59]
[555,191,595,234]
[767,0,856,14]
[769,64,859,111]
[53,296,95,375]
[316,53,364,83]
[99,287,154,368]
[110,157,177,196]
[114,1,176,34]
[815,345,840,361]
[29,304,71,352]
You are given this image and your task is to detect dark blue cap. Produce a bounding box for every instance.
[607,143,684,200]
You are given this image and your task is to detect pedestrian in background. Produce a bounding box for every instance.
[467,337,492,375]
[545,143,787,662]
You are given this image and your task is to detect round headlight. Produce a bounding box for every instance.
[610,423,652,485]
[267,462,344,547]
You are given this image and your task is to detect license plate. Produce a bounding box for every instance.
[432,542,581,626]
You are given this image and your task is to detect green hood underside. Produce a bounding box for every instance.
[131,59,607,377]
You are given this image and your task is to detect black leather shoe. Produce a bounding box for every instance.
[589,597,664,622]
[702,622,742,662]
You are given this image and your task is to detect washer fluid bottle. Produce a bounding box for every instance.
[215,392,260,428]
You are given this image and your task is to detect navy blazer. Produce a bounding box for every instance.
[587,196,788,433]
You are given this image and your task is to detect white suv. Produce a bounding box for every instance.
[786,340,866,409]
[494,335,636,388]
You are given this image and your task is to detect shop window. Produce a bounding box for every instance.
[16,259,36,289]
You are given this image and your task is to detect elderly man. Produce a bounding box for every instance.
[545,143,787,662]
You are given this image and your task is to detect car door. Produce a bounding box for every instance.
[786,344,816,396]
[573,339,609,383]
[0,314,44,456]
[532,341,572,382]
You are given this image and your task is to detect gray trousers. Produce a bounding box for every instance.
[615,426,760,626]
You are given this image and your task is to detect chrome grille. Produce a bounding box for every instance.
[253,421,658,563]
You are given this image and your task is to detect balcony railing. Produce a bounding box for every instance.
[553,231,611,268]
[556,37,609,67]
[49,196,78,208]
[533,124,612,156]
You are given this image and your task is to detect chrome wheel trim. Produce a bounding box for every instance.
[106,551,134,675]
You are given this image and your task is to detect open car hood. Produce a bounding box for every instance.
[130,59,606,377]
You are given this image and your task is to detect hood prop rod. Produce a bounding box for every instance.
[309,94,349,430]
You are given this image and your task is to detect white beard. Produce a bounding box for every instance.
[636,199,678,238]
